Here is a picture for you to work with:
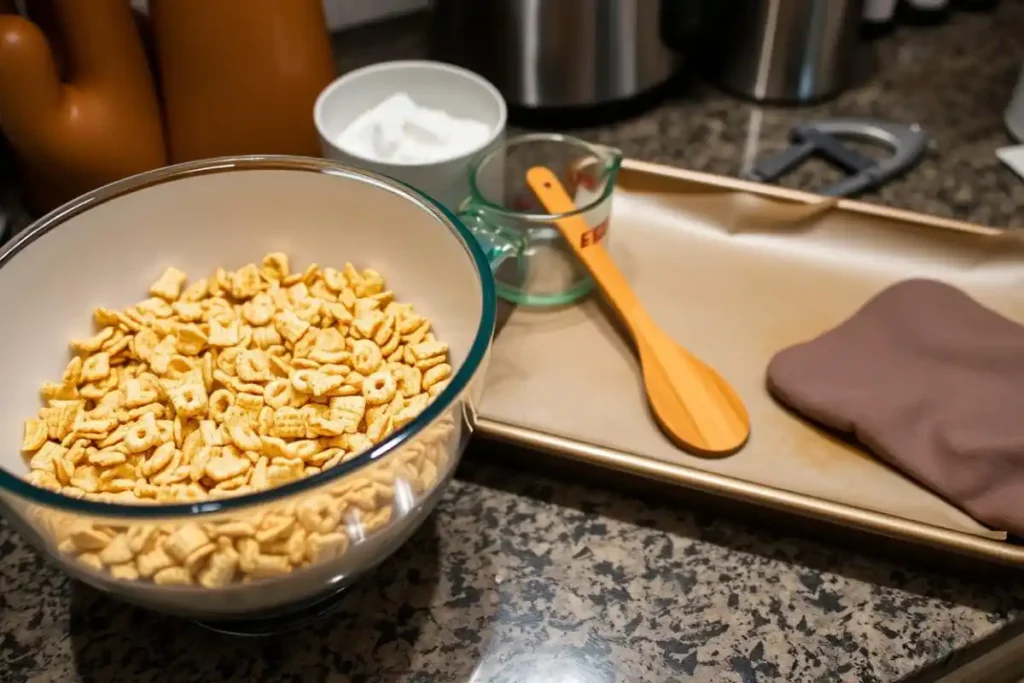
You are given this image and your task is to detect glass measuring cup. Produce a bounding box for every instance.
[459,133,623,306]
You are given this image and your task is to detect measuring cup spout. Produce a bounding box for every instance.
[568,142,623,208]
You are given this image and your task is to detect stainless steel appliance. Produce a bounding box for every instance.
[702,0,864,104]
[428,0,682,110]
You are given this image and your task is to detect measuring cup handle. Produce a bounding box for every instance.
[458,208,519,271]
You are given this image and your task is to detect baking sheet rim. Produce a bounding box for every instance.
[620,158,1003,236]
[478,418,1024,567]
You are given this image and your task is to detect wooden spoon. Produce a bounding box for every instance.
[527,166,751,456]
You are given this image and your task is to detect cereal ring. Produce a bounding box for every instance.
[362,371,397,406]
[351,339,383,375]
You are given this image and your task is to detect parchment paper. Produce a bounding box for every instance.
[480,164,1024,540]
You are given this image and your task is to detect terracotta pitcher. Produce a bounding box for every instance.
[0,0,166,212]
[149,0,337,162]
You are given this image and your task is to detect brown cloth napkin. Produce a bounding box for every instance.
[766,279,1024,535]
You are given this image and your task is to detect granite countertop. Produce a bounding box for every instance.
[4,6,1024,683]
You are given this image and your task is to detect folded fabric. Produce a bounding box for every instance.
[766,279,1024,535]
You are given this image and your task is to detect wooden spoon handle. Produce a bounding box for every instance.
[527,163,730,399]
[525,166,652,335]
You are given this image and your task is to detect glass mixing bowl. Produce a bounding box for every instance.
[0,156,497,629]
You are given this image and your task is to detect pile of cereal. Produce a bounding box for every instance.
[17,254,456,587]
[22,253,451,504]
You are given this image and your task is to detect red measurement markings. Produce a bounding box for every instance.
[576,172,599,192]
[580,219,608,248]
[511,195,534,212]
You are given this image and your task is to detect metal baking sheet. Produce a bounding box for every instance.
[477,159,1024,567]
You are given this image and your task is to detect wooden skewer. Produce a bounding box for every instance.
[526,166,751,456]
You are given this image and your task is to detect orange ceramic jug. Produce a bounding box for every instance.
[0,0,166,212]
[149,0,337,162]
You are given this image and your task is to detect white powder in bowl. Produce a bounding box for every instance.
[336,92,493,165]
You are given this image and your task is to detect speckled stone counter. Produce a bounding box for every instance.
[4,459,1024,683]
[4,6,1024,683]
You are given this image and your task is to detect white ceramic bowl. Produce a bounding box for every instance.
[0,156,497,626]
[313,60,507,211]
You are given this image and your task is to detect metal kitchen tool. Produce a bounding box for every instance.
[997,146,1024,183]
[1006,61,1024,143]
[743,118,929,197]
[526,166,751,456]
